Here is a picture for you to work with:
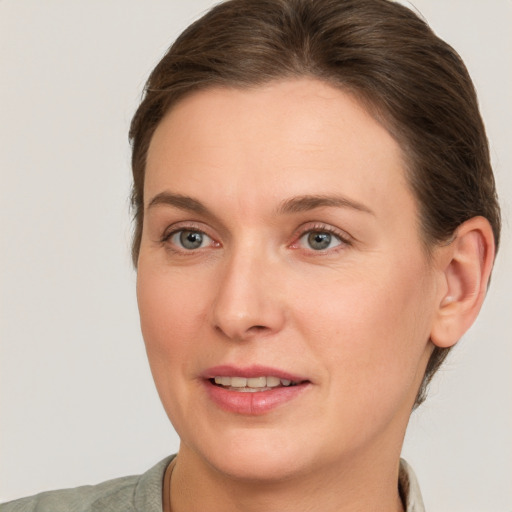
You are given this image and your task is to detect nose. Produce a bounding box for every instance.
[211,245,286,341]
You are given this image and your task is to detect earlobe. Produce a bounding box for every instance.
[430,216,495,348]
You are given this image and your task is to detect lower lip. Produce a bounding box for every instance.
[204,380,310,415]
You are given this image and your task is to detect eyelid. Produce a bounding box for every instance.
[289,222,353,250]
[161,221,212,241]
[159,220,353,253]
[169,230,213,249]
[160,221,221,252]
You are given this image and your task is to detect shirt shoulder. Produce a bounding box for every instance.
[399,458,426,512]
[0,457,173,512]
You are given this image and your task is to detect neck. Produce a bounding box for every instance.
[170,444,405,512]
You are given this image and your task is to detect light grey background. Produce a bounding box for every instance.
[1,1,511,510]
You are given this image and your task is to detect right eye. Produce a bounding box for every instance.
[169,229,213,250]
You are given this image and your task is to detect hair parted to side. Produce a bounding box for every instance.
[129,0,500,406]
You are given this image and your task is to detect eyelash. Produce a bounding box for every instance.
[159,222,352,254]
[160,222,219,253]
[291,223,352,253]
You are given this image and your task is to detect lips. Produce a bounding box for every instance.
[212,375,298,391]
[202,365,310,414]
[203,365,306,381]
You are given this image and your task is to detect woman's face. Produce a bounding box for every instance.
[137,79,441,480]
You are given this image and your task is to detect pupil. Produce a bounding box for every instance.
[180,231,203,249]
[308,232,331,250]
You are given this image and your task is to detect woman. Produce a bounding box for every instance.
[1,0,506,511]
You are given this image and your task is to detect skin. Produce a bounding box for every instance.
[136,79,493,512]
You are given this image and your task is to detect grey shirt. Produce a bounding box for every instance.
[1,456,425,511]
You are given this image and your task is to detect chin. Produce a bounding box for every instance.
[211,448,308,482]
[183,426,317,482]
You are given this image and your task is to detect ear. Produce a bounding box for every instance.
[430,216,496,348]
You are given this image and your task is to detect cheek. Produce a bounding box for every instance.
[136,263,216,433]
[295,258,434,404]
[136,264,209,376]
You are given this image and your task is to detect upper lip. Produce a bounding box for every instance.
[201,365,308,382]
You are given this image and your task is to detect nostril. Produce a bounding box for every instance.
[248,325,268,333]
[214,323,270,341]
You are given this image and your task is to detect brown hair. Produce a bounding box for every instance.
[129,0,501,406]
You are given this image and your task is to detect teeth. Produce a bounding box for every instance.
[230,376,247,387]
[213,376,298,389]
[247,377,267,388]
[214,376,233,386]
[266,376,281,387]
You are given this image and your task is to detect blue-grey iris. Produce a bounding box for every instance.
[180,231,203,249]
[308,232,331,250]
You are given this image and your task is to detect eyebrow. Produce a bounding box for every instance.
[147,191,374,217]
[276,194,374,216]
[147,192,211,216]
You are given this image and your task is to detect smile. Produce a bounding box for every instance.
[203,367,311,415]
[211,375,299,391]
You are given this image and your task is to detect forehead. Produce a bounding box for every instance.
[145,78,414,224]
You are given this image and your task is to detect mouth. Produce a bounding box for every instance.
[202,366,311,414]
[209,375,304,392]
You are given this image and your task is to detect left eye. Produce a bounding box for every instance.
[170,230,213,250]
[299,231,342,251]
